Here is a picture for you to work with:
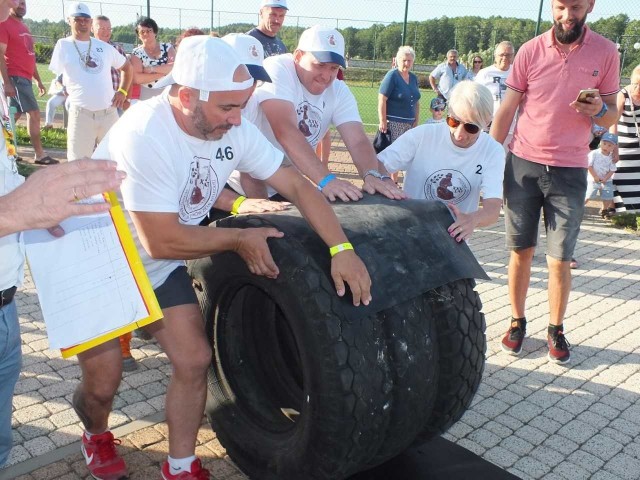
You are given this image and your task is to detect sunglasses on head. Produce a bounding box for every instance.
[446,115,480,134]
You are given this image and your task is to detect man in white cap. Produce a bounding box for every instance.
[247,0,288,58]
[49,2,132,160]
[238,25,405,203]
[74,36,372,480]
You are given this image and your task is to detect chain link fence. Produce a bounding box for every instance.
[25,0,640,128]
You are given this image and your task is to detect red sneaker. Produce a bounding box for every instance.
[500,319,526,355]
[548,330,571,364]
[161,458,210,479]
[81,431,128,480]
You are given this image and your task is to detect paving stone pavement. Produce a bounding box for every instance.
[2,144,639,480]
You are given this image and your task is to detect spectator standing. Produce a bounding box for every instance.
[475,41,516,148]
[49,2,132,160]
[429,49,468,102]
[378,46,421,143]
[247,0,288,58]
[610,64,640,213]
[466,54,484,80]
[491,0,620,364]
[0,0,58,164]
[92,15,125,110]
[585,132,617,218]
[130,17,175,101]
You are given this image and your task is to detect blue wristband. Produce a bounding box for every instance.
[593,102,608,119]
[317,173,336,191]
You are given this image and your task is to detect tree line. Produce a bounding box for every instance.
[26,13,640,75]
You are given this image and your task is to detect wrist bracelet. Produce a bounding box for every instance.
[317,173,336,191]
[230,195,247,215]
[593,102,608,119]
[117,87,128,96]
[329,242,354,257]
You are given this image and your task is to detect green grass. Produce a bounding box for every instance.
[349,84,437,134]
[15,125,66,149]
[17,161,39,177]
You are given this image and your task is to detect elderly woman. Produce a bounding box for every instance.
[378,46,421,142]
[610,64,640,214]
[377,81,504,242]
[130,17,175,101]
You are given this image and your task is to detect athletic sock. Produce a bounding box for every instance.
[168,455,197,475]
[84,429,107,440]
[548,324,563,336]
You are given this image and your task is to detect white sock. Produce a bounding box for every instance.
[168,455,197,475]
[84,429,107,440]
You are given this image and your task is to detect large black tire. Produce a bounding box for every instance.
[191,231,394,480]
[416,278,486,440]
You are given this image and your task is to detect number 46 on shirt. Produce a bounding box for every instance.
[216,146,234,161]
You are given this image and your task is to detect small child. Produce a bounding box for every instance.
[425,97,445,124]
[585,132,617,218]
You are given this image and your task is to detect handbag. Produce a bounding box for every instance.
[373,129,392,153]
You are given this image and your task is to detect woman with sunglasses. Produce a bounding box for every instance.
[377,81,504,242]
[466,55,484,80]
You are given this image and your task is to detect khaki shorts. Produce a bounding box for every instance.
[503,152,587,261]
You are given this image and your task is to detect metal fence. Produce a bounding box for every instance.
[26,0,640,127]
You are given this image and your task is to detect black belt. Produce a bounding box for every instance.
[0,286,17,307]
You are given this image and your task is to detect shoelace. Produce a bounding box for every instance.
[93,434,122,462]
[509,325,525,340]
[551,332,571,350]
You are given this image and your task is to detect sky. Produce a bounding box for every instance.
[29,0,635,31]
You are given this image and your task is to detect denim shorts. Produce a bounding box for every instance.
[154,266,198,309]
[503,152,587,261]
[585,179,615,201]
[0,300,21,466]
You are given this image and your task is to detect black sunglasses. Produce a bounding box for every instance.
[446,115,480,134]
[473,60,483,64]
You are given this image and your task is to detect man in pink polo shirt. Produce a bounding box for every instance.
[491,0,619,365]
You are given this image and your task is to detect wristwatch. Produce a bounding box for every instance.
[363,169,392,181]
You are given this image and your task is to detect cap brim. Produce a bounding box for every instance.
[261,3,288,9]
[153,73,175,90]
[246,64,271,83]
[69,13,91,17]
[309,51,345,68]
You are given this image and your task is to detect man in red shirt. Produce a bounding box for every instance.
[0,0,56,164]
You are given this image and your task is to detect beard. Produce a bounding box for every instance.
[553,15,587,44]
[192,103,231,140]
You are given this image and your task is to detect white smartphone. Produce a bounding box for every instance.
[576,88,599,103]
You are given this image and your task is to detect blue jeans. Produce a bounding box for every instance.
[0,300,21,467]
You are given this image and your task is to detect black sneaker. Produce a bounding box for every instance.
[548,331,571,364]
[501,319,526,355]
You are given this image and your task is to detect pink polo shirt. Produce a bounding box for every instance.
[507,27,619,168]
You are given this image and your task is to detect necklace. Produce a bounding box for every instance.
[72,37,92,67]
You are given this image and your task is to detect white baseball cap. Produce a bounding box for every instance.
[297,26,346,68]
[154,36,254,99]
[68,1,91,18]
[222,33,272,83]
[260,0,288,10]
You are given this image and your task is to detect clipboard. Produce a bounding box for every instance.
[24,191,163,358]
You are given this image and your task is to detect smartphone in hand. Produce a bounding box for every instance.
[576,89,599,103]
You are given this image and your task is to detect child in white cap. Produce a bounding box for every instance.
[585,131,618,218]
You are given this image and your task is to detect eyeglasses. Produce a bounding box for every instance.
[446,115,480,134]
[433,107,445,112]
[72,17,91,23]
[497,53,514,58]
[473,60,483,64]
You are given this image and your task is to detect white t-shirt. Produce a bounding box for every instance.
[92,92,283,288]
[49,36,125,111]
[0,139,25,290]
[378,122,505,213]
[250,53,361,151]
[588,149,616,179]
[474,64,515,134]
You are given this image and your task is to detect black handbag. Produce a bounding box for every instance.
[373,129,392,153]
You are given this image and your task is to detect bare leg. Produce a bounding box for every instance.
[508,247,535,319]
[546,256,572,327]
[26,110,45,159]
[74,339,123,433]
[148,304,212,458]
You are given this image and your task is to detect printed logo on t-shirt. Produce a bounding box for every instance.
[179,156,219,222]
[296,100,322,147]
[78,48,104,74]
[423,169,471,205]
